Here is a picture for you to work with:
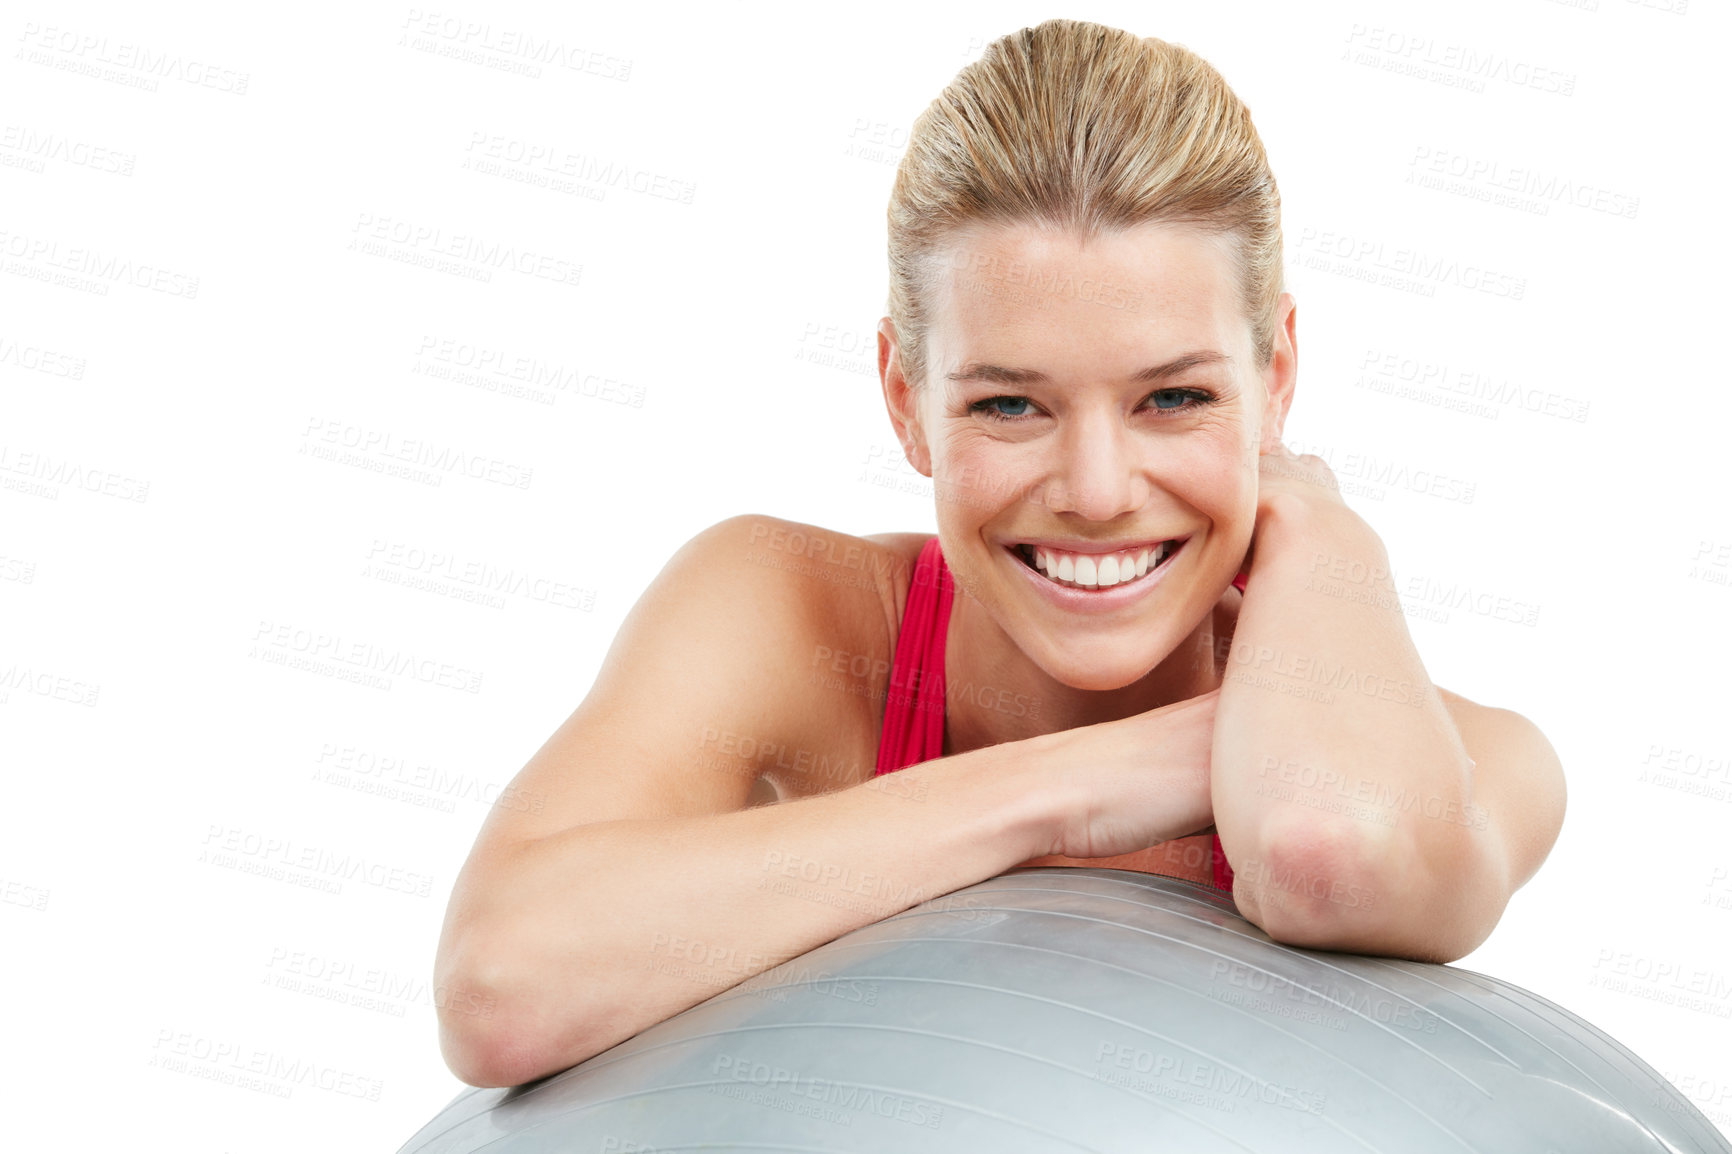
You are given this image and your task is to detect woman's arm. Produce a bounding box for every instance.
[437,742,1058,1088]
[1211,448,1566,962]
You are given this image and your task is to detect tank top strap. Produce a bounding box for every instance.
[1213,567,1247,892]
[874,536,955,775]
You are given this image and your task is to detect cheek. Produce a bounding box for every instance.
[936,439,1030,506]
[1162,435,1257,510]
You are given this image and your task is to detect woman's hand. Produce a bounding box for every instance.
[1242,442,1346,572]
[1034,688,1220,860]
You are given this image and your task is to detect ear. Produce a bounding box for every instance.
[878,317,933,478]
[1258,293,1298,453]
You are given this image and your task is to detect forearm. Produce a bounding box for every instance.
[436,740,1059,1087]
[1212,494,1497,958]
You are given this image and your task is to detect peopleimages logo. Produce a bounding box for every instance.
[0,443,149,502]
[0,227,199,297]
[709,1054,945,1129]
[250,619,484,695]
[16,22,251,94]
[199,824,435,898]
[1293,227,1525,301]
[348,212,582,287]
[149,1028,383,1102]
[300,417,533,490]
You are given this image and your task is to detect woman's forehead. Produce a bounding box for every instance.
[933,218,1238,281]
[926,221,1249,374]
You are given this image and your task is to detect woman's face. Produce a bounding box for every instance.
[883,219,1296,691]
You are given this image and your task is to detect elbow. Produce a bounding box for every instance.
[439,1021,529,1090]
[1237,809,1503,962]
[435,943,590,1088]
[441,1033,565,1091]
[1232,812,1389,952]
[438,1003,550,1089]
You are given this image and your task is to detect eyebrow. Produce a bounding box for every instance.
[945,350,1233,387]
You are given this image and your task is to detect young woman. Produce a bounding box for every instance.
[432,18,1566,1089]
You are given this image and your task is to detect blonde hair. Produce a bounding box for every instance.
[886,19,1284,392]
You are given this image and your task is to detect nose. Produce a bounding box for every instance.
[1036,409,1148,521]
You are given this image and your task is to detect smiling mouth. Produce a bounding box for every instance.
[1007,540,1184,590]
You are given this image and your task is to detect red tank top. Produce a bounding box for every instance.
[873,535,1241,894]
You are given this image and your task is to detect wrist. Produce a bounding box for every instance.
[971,727,1081,861]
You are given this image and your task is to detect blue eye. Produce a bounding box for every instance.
[972,396,1035,420]
[1151,388,1205,410]
[968,388,1216,423]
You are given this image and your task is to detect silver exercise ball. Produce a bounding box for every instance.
[397,868,1730,1153]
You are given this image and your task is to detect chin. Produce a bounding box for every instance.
[1038,639,1182,694]
[1055,670,1149,694]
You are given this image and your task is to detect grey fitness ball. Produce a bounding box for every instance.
[398,868,1729,1153]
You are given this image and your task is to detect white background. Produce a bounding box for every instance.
[3,0,1729,1149]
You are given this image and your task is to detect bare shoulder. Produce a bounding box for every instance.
[456,515,910,873]
[677,517,938,802]
[730,519,929,798]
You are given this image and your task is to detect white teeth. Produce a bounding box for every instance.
[1027,542,1172,590]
